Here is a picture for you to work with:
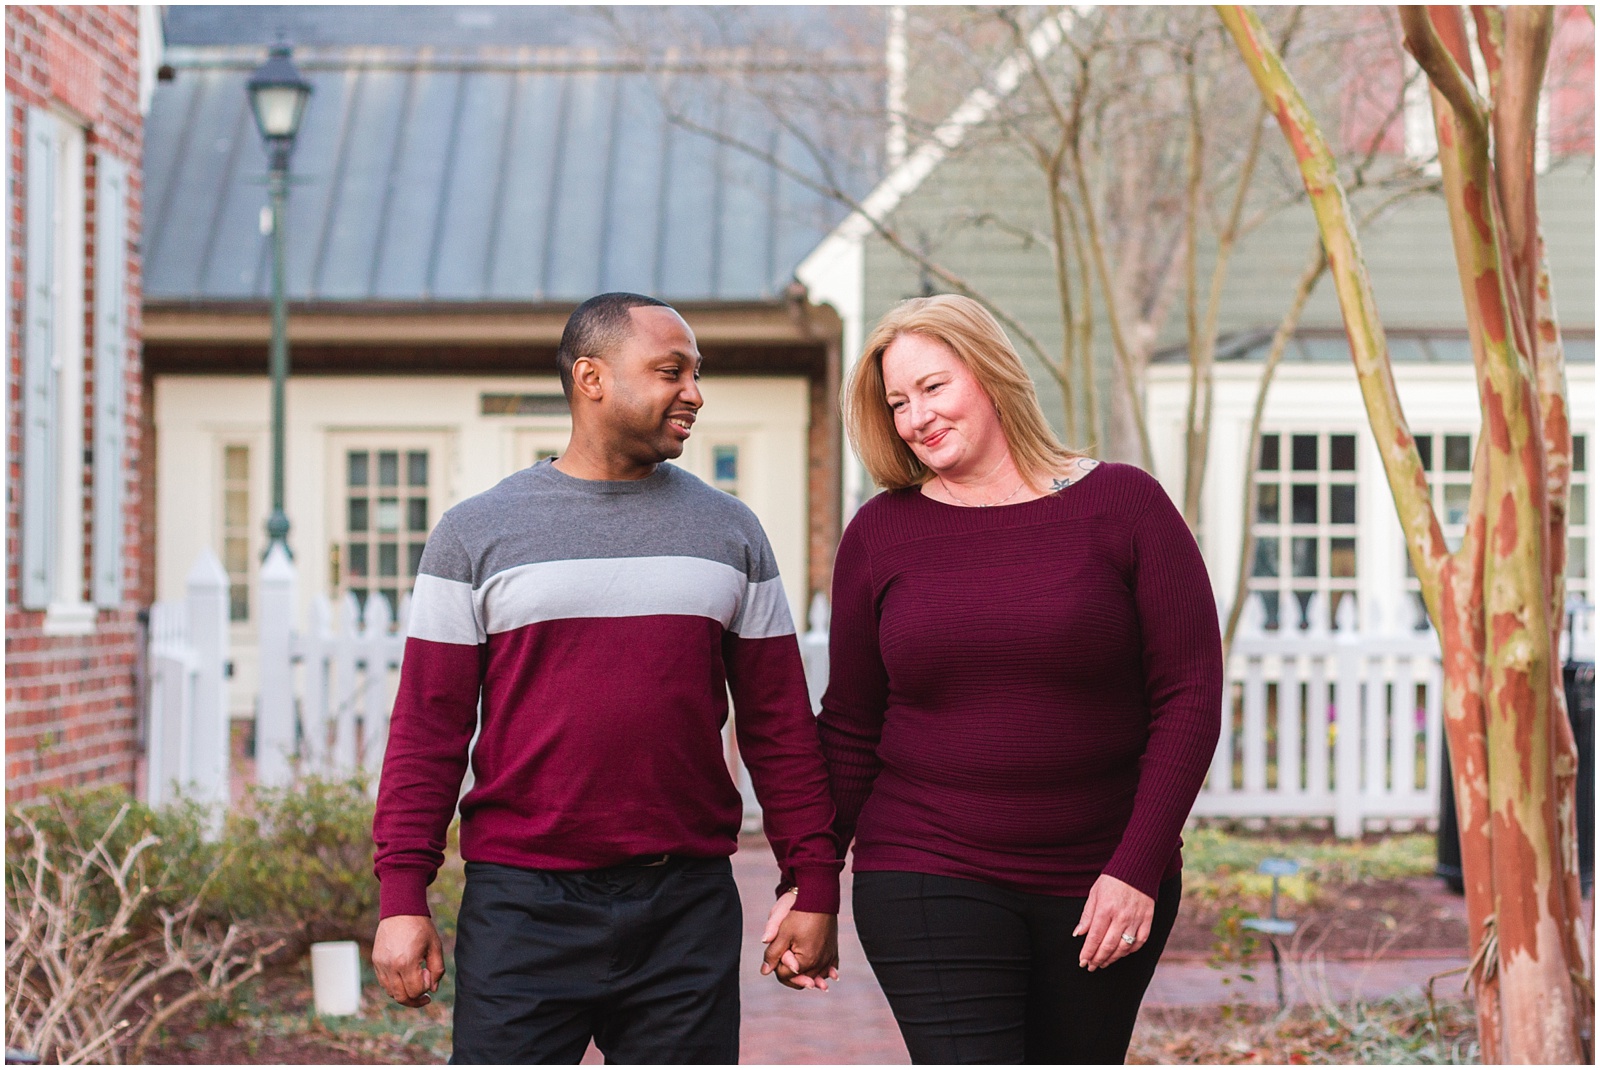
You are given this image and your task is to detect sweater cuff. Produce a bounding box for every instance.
[1100,845,1176,901]
[787,865,841,915]
[378,869,435,920]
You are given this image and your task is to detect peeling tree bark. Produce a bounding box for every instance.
[1217,5,1591,1062]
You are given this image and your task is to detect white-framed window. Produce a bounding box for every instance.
[1249,431,1360,631]
[221,444,253,622]
[1566,433,1589,604]
[22,108,95,632]
[1403,431,1588,623]
[1403,44,1547,174]
[710,443,741,497]
[333,439,443,622]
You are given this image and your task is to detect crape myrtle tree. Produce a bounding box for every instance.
[1218,5,1592,1061]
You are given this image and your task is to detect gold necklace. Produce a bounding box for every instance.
[940,475,1026,508]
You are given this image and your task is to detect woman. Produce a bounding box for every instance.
[819,295,1221,1063]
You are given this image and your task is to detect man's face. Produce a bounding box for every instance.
[598,306,704,464]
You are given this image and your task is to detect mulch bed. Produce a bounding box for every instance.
[1127,996,1480,1064]
[1163,876,1470,960]
[136,969,449,1065]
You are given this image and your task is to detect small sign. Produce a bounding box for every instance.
[481,393,568,416]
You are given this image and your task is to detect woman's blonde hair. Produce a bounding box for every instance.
[843,294,1080,491]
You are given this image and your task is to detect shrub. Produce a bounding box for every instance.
[4,777,379,1063]
[212,777,380,956]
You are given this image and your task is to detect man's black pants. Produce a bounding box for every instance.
[451,856,741,1064]
[854,870,1182,1064]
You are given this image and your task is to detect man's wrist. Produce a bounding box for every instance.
[789,867,841,914]
[378,869,435,920]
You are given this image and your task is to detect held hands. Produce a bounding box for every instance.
[372,914,445,1008]
[1073,873,1155,972]
[760,888,840,991]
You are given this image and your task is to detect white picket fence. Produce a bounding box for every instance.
[143,551,231,810]
[147,546,1593,834]
[1195,594,1442,836]
[256,544,408,787]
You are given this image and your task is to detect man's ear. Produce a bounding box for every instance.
[571,356,605,403]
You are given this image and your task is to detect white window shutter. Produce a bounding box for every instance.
[92,154,129,607]
[21,108,59,611]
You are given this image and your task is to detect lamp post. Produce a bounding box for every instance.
[246,44,312,555]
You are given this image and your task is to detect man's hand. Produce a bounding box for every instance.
[1073,873,1155,972]
[760,889,839,990]
[372,914,445,1008]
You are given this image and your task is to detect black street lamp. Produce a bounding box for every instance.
[246,44,312,554]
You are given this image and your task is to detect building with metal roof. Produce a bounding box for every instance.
[142,7,891,726]
[144,7,881,305]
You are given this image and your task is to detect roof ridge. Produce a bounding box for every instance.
[162,43,880,75]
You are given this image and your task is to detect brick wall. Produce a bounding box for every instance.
[1339,6,1596,162]
[5,6,146,800]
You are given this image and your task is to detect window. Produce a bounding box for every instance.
[1568,434,1589,604]
[1405,432,1475,628]
[340,447,434,621]
[1250,432,1359,630]
[711,444,740,497]
[221,445,251,622]
[1403,431,1588,621]
[1404,40,1547,174]
[22,108,93,631]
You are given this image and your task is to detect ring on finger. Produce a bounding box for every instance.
[1120,932,1136,945]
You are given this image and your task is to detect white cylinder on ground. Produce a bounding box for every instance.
[310,940,362,1017]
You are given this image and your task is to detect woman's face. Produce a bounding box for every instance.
[880,332,1007,478]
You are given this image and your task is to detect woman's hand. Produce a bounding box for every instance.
[1073,873,1154,971]
[761,889,840,990]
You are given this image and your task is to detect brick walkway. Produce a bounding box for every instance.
[580,836,1483,1064]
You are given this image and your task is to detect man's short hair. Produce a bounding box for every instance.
[556,293,673,399]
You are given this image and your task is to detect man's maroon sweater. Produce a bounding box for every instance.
[818,462,1223,899]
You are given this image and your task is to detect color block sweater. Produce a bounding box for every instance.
[373,460,842,918]
[818,462,1223,899]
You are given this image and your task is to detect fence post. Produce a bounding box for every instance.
[185,550,231,812]
[1333,595,1363,837]
[257,544,298,787]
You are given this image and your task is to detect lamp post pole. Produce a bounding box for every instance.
[266,148,291,552]
[247,43,312,558]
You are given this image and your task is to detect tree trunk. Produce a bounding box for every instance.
[1218,5,1591,1061]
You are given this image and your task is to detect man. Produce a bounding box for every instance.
[372,293,841,1063]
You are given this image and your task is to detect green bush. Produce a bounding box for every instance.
[6,777,380,953]
[5,787,217,933]
[212,777,380,952]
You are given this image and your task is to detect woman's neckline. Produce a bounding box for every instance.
[914,457,1103,511]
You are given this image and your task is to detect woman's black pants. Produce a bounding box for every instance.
[853,870,1182,1064]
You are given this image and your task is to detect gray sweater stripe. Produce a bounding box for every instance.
[409,461,795,643]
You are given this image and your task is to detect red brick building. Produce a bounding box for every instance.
[5,6,160,799]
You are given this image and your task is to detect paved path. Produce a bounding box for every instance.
[1144,954,1470,1008]
[579,836,1474,1064]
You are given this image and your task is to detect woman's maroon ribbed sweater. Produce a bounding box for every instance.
[818,462,1224,899]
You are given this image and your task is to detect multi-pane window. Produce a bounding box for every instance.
[342,448,432,620]
[1567,434,1589,604]
[1250,432,1359,630]
[221,445,251,622]
[1405,432,1474,628]
[1404,432,1589,623]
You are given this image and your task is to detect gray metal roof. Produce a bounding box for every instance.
[143,9,883,305]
